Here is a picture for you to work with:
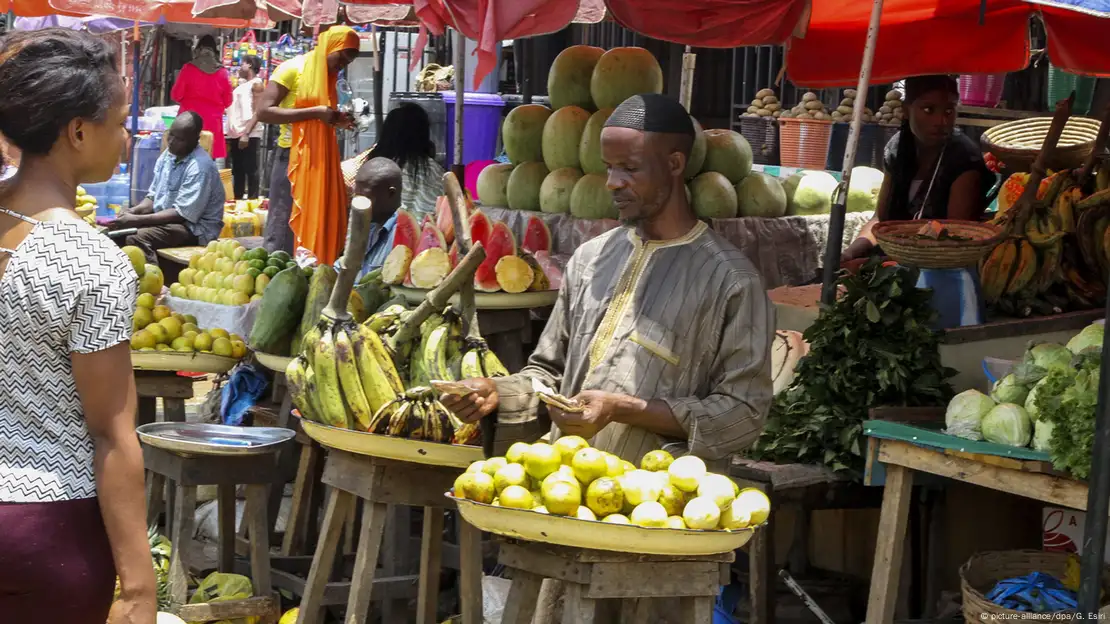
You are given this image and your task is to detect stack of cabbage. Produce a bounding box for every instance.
[944,322,1104,477]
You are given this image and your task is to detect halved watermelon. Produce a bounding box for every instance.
[468,210,493,250]
[391,209,420,249]
[533,250,563,290]
[474,222,517,292]
[414,224,448,255]
[522,214,552,254]
[435,194,470,246]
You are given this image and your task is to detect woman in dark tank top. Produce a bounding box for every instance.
[843,74,994,262]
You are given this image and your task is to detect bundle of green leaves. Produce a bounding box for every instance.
[1033,350,1102,479]
[750,258,955,477]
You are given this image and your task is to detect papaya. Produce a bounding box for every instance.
[248,267,309,354]
[298,265,337,342]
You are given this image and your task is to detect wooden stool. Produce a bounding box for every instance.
[142,443,283,623]
[296,449,483,624]
[497,541,733,624]
[135,370,194,426]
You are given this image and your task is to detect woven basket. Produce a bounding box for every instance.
[873,220,1004,269]
[960,550,1106,623]
[981,116,1101,173]
[778,117,833,169]
[220,169,234,200]
[739,116,780,166]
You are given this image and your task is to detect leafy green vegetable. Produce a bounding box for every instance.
[990,374,1029,405]
[749,258,955,477]
[1035,354,1101,479]
[946,389,995,441]
[981,403,1032,447]
[1066,322,1104,354]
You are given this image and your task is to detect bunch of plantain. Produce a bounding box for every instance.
[286,316,405,432]
[365,386,466,444]
[981,168,1110,317]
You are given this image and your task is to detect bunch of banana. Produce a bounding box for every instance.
[979,237,1038,303]
[364,386,466,444]
[286,316,405,432]
[460,337,510,379]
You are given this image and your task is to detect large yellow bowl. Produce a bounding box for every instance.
[131,350,238,374]
[450,494,756,555]
[254,351,294,373]
[300,419,483,468]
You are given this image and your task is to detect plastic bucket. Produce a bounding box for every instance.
[1047,64,1098,115]
[738,116,780,166]
[130,132,163,206]
[825,122,898,171]
[465,160,495,200]
[778,118,833,170]
[958,73,1006,107]
[441,91,505,169]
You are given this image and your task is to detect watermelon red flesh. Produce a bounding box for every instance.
[414,224,448,255]
[474,222,518,292]
[435,195,462,245]
[522,215,552,254]
[448,241,459,268]
[391,209,419,249]
[468,210,493,250]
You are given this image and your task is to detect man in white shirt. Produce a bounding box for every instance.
[225,55,264,199]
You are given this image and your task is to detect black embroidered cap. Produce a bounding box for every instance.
[604,93,695,137]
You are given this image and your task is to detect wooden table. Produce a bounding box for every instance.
[729,458,882,624]
[296,449,483,624]
[135,369,194,425]
[864,437,1093,623]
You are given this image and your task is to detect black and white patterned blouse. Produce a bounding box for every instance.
[0,208,136,502]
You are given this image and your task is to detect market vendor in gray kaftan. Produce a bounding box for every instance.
[442,93,775,468]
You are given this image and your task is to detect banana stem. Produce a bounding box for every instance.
[443,172,483,341]
[1077,102,1110,188]
[1011,94,1074,234]
[323,195,374,322]
[388,243,487,350]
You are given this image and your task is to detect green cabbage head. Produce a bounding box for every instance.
[990,373,1029,405]
[1026,343,1074,373]
[1066,322,1104,355]
[1033,418,1055,453]
[945,389,996,441]
[981,403,1033,447]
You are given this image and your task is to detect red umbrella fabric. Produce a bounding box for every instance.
[192,0,300,21]
[605,0,809,48]
[6,0,275,26]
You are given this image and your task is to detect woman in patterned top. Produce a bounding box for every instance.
[0,29,156,623]
[366,102,445,217]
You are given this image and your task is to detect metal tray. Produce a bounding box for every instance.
[300,419,483,468]
[136,422,294,457]
[451,494,756,555]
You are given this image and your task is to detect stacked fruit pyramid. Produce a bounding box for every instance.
[980,165,1110,317]
[168,240,301,306]
[379,195,559,294]
[474,46,781,223]
[453,436,770,532]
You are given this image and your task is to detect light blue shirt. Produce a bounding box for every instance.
[357,212,397,280]
[146,146,225,244]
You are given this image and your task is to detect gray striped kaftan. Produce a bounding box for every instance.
[492,221,776,468]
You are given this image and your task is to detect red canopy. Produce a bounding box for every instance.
[1,0,274,26]
[192,0,300,21]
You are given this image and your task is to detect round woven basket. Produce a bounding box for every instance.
[873,220,1004,269]
[981,116,1100,173]
[778,117,833,169]
[960,550,1105,623]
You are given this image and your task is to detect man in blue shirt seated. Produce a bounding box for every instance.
[109,112,225,262]
[352,156,404,279]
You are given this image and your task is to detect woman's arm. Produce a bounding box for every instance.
[73,343,157,619]
[252,81,330,125]
[946,169,985,221]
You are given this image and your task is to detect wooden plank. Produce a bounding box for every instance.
[137,396,159,427]
[142,446,282,486]
[245,485,273,607]
[146,471,166,529]
[346,498,389,624]
[680,596,716,624]
[163,398,187,423]
[958,105,1038,119]
[136,376,195,399]
[941,449,1062,476]
[498,542,591,584]
[282,441,320,556]
[748,483,775,624]
[940,309,1102,345]
[865,463,914,624]
[269,567,419,605]
[877,439,1090,510]
[177,596,276,620]
[168,485,197,607]
[321,450,456,507]
[417,507,445,624]
[586,562,721,599]
[562,582,597,624]
[297,487,355,623]
[218,484,236,573]
[868,406,945,425]
[157,245,206,265]
[501,570,544,624]
[573,548,733,564]
[458,519,484,624]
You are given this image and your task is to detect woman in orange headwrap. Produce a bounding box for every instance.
[251,26,359,261]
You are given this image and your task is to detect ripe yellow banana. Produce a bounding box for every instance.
[355,324,405,395]
[424,325,451,382]
[301,321,324,367]
[1031,238,1063,294]
[349,325,397,415]
[460,347,485,379]
[365,311,399,333]
[285,356,315,422]
[980,239,1018,303]
[335,325,373,431]
[387,400,412,436]
[1053,187,1079,233]
[1025,212,1065,248]
[367,399,397,435]
[313,327,351,429]
[304,365,326,424]
[1004,239,1039,295]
